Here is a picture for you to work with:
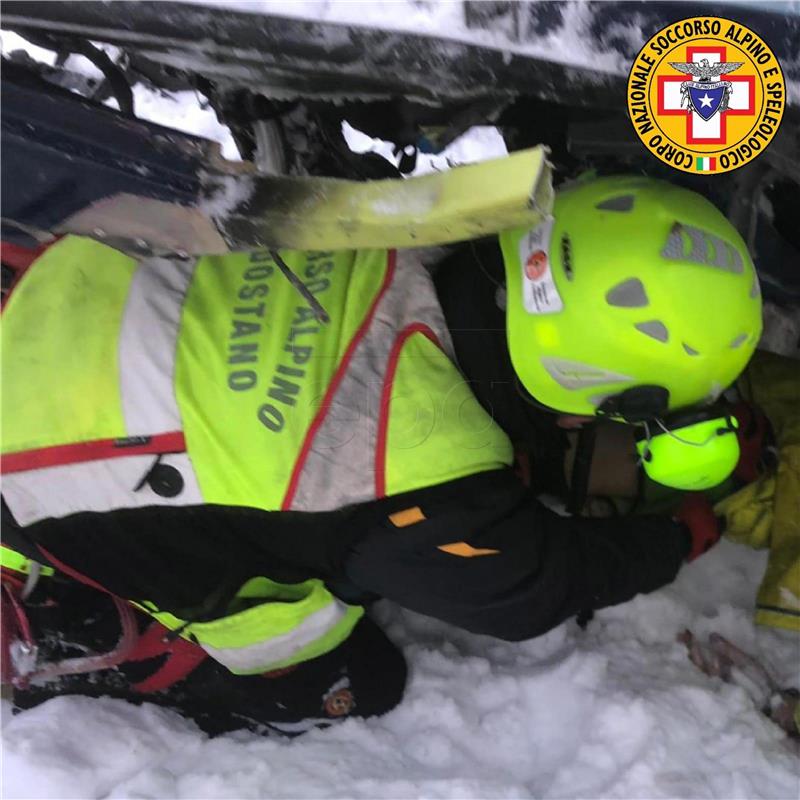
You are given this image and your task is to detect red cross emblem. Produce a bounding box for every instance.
[657,46,755,145]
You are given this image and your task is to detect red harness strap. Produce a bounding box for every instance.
[34,546,208,693]
[1,575,35,685]
[125,621,208,693]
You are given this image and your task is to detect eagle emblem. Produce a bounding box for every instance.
[668,58,744,121]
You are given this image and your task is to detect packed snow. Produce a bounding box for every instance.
[187,0,627,75]
[187,0,800,103]
[3,540,799,799]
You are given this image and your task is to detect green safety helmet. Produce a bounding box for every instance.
[499,175,762,419]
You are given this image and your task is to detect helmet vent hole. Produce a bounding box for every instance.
[683,343,699,356]
[662,223,744,273]
[635,320,669,343]
[662,223,686,260]
[750,275,760,298]
[596,195,634,212]
[705,238,718,264]
[730,333,748,349]
[560,234,573,279]
[606,278,648,308]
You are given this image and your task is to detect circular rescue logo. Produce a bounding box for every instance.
[627,16,784,174]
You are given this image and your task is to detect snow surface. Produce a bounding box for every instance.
[186,0,625,75]
[124,86,241,162]
[3,540,800,799]
[186,0,800,104]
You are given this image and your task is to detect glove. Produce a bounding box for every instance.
[675,492,722,562]
[731,400,771,484]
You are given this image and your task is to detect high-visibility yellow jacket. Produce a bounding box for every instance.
[1,236,513,672]
[715,350,800,633]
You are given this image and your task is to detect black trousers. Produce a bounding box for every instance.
[344,474,689,642]
[12,578,407,736]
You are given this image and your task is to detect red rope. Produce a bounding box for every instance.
[1,577,36,686]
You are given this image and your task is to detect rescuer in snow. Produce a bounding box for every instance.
[1,176,762,733]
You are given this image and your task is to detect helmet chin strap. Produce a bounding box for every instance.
[513,376,598,515]
[567,423,596,515]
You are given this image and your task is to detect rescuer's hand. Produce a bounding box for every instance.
[675,492,722,562]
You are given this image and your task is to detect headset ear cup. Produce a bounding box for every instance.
[636,415,740,491]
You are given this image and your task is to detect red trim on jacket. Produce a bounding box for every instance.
[1,241,53,270]
[1,432,186,475]
[36,546,111,594]
[281,251,397,510]
[374,323,442,499]
[35,546,207,692]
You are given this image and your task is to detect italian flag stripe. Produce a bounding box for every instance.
[696,156,716,172]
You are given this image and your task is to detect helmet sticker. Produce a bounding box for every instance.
[519,216,563,315]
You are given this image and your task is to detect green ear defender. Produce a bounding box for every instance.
[636,412,740,491]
